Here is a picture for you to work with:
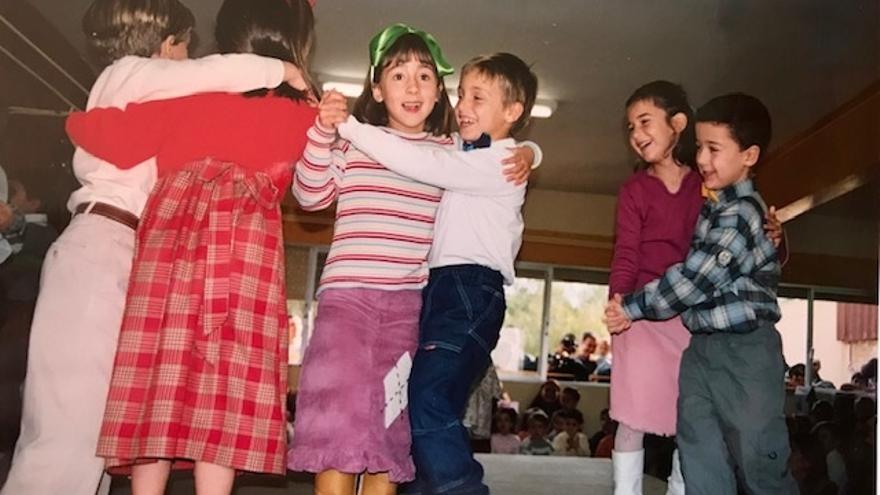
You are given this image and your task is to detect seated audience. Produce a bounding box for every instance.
[560,386,581,411]
[589,408,612,456]
[463,364,503,453]
[593,418,617,458]
[860,358,876,390]
[548,334,590,381]
[517,407,543,440]
[593,340,612,378]
[519,411,554,456]
[787,362,833,390]
[528,380,562,418]
[548,410,565,440]
[490,407,520,455]
[551,408,588,457]
[787,363,807,390]
[576,332,598,376]
[811,421,847,491]
[810,400,834,425]
[789,437,839,495]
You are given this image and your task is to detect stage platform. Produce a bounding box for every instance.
[108,454,668,494]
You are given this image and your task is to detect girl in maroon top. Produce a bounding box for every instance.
[608,81,783,495]
[65,0,316,493]
[608,81,699,495]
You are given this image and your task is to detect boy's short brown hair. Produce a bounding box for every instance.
[82,0,195,64]
[461,52,538,136]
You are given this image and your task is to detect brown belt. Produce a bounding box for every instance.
[75,202,139,230]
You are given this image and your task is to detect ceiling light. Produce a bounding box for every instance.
[321,79,556,118]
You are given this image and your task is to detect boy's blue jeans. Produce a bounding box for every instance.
[402,265,506,495]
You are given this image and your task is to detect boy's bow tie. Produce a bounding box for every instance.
[462,133,491,151]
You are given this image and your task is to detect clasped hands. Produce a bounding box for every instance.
[603,294,632,334]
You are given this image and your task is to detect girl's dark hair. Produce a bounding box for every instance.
[625,80,696,168]
[492,407,519,433]
[215,0,318,102]
[352,33,455,136]
[82,0,195,65]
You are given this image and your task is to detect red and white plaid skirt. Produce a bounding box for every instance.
[96,159,290,474]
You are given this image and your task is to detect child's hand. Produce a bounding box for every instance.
[501,146,534,185]
[764,206,783,248]
[603,294,632,334]
[282,62,309,91]
[318,90,349,130]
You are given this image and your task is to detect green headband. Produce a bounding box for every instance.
[369,23,454,81]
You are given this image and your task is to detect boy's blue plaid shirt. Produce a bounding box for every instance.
[622,179,781,334]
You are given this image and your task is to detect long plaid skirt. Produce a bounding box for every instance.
[96,159,289,474]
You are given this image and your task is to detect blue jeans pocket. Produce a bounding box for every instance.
[420,273,505,355]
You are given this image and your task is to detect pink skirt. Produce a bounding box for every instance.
[609,317,690,436]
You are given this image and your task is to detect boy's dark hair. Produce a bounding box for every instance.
[789,363,806,378]
[215,0,317,102]
[625,80,696,168]
[461,52,538,137]
[82,0,194,65]
[696,93,773,158]
[561,387,581,403]
[353,33,455,137]
[559,408,584,425]
[527,410,550,427]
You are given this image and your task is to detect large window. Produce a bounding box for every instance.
[494,275,546,374]
[493,264,612,381]
[284,248,877,392]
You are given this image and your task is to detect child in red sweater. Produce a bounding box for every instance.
[65,0,316,492]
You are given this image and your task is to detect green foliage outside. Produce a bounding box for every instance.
[503,279,610,359]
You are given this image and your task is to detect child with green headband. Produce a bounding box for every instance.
[289,24,537,495]
[320,50,541,494]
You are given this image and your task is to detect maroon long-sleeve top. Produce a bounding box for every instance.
[609,169,704,296]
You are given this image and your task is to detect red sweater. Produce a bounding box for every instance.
[66,92,317,182]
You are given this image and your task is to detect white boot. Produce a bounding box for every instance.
[612,449,644,495]
[665,449,685,495]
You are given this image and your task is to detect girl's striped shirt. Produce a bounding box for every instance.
[292,120,453,293]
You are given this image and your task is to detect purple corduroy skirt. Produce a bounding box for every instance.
[288,288,421,482]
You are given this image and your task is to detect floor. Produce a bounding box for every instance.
[108,455,667,494]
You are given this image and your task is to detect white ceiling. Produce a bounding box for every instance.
[28,0,880,195]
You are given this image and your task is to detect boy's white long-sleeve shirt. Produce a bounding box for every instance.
[68,54,285,217]
[337,117,527,284]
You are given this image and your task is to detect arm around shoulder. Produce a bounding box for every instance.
[133,54,285,102]
[337,117,517,195]
[66,100,170,169]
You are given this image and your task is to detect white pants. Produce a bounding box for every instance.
[1,214,134,495]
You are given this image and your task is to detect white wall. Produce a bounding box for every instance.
[522,189,616,237]
[777,298,877,389]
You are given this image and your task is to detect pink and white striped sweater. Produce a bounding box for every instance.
[292,120,454,293]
